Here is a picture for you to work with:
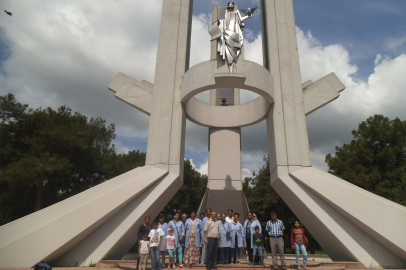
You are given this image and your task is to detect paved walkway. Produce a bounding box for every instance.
[4,253,404,270]
[96,255,365,270]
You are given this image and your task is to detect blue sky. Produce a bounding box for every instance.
[0,0,406,177]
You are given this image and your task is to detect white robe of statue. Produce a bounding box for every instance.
[208,2,252,72]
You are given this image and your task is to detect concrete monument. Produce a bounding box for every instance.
[0,0,405,268]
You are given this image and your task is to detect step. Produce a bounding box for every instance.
[96,260,365,269]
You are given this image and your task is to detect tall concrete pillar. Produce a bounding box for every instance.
[198,5,249,220]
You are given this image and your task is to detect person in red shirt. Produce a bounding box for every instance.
[290,221,308,270]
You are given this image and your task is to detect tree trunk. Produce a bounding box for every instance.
[35,174,45,211]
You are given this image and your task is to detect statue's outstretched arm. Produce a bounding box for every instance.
[208,21,222,41]
[240,15,250,23]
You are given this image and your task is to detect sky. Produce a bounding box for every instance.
[1,0,406,179]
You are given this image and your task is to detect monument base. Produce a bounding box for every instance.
[198,189,249,220]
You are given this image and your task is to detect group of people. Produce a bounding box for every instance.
[137,209,308,270]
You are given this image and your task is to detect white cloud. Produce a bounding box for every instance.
[112,139,130,154]
[0,0,161,143]
[384,36,406,51]
[189,159,208,176]
[190,13,211,67]
[298,27,406,171]
[242,168,253,179]
[197,161,209,176]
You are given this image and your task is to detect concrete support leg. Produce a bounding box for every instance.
[271,166,406,268]
[0,166,180,267]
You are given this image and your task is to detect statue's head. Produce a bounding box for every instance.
[227,1,235,10]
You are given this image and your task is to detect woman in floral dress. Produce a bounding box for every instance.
[183,212,202,266]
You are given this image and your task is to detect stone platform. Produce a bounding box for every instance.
[95,256,366,270]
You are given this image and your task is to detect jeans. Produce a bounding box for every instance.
[294,243,307,266]
[230,247,240,262]
[206,237,219,269]
[220,247,229,263]
[253,246,263,256]
[151,247,161,270]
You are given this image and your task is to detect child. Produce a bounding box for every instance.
[165,228,177,269]
[252,226,265,265]
[139,233,150,270]
[149,220,165,270]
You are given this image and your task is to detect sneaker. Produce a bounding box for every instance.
[172,265,176,269]
[297,266,302,270]
[237,262,240,264]
[178,265,185,268]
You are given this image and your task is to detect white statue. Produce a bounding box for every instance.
[208,1,257,72]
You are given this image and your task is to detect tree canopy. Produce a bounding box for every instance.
[243,156,322,253]
[160,160,208,218]
[0,94,143,224]
[0,93,207,226]
[326,114,406,206]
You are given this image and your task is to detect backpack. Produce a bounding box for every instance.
[34,262,52,270]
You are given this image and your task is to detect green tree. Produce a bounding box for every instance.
[326,114,406,206]
[105,149,146,178]
[243,156,322,253]
[0,94,116,222]
[160,160,208,217]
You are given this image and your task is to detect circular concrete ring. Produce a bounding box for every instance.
[185,96,270,128]
[181,59,274,128]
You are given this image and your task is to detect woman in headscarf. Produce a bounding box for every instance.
[243,212,261,264]
[183,212,202,266]
[218,213,232,264]
[230,212,244,264]
[168,212,185,268]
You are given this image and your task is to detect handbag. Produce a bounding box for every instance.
[175,221,185,244]
[221,222,232,240]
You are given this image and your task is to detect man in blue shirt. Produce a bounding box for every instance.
[265,212,286,270]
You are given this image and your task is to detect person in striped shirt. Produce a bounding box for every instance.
[265,212,286,270]
[290,221,308,270]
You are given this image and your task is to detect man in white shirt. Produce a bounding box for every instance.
[225,209,233,223]
[149,220,164,270]
[224,209,234,264]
